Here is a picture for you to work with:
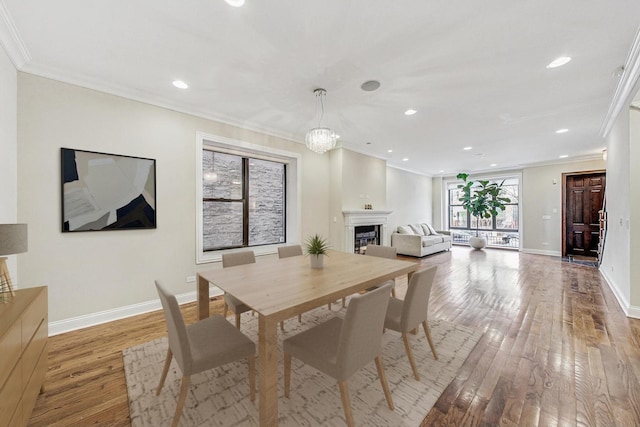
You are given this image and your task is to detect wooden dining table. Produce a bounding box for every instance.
[196,249,418,426]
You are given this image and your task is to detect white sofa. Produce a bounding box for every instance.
[390,223,452,257]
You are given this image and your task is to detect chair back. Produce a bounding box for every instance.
[222,251,256,268]
[155,280,192,371]
[278,245,303,258]
[401,266,437,331]
[365,244,397,259]
[336,282,393,380]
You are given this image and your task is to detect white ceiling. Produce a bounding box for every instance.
[2,0,639,175]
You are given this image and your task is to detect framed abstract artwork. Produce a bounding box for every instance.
[61,148,156,232]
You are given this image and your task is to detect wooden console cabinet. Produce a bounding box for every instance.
[0,287,48,427]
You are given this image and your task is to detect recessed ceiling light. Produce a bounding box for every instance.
[335,134,340,139]
[490,163,497,167]
[172,80,189,89]
[546,56,571,69]
[402,158,409,162]
[463,146,473,151]
[224,0,245,7]
[555,128,569,134]
[387,149,393,153]
[439,170,445,173]
[404,109,417,116]
[559,154,569,158]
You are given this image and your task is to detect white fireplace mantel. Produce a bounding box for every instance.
[342,210,392,253]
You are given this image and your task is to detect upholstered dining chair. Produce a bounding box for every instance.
[223,251,286,331]
[221,251,257,330]
[283,283,395,427]
[154,280,256,427]
[383,265,438,381]
[365,244,398,298]
[277,245,303,323]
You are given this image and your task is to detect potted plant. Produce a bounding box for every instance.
[456,173,511,249]
[304,234,330,268]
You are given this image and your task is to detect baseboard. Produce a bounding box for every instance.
[598,268,640,319]
[48,286,224,336]
[520,248,562,257]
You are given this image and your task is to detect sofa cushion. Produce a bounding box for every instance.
[420,224,432,235]
[440,234,452,243]
[397,225,414,235]
[421,236,443,246]
[409,224,425,235]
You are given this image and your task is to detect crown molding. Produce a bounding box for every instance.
[0,0,30,68]
[20,60,303,145]
[600,26,640,137]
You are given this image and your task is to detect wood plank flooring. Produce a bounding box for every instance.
[27,247,640,426]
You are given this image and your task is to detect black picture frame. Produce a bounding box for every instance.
[61,148,157,232]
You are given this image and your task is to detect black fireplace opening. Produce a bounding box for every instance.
[354,224,380,254]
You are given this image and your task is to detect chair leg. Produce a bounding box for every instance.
[402,333,420,381]
[374,356,395,410]
[284,352,291,398]
[235,313,241,329]
[298,314,302,323]
[223,302,229,318]
[280,321,285,331]
[172,375,190,427]
[156,348,173,395]
[248,354,256,402]
[422,320,438,360]
[327,302,332,310]
[341,297,346,308]
[391,287,396,298]
[338,381,355,427]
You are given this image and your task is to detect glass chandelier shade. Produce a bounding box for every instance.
[305,88,337,154]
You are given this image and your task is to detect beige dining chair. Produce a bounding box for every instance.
[277,245,303,323]
[365,244,398,298]
[154,280,256,427]
[223,251,285,331]
[283,283,395,427]
[383,265,438,381]
[221,251,257,330]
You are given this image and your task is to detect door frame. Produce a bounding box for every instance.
[561,169,606,257]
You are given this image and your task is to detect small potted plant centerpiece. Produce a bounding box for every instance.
[304,234,329,268]
[457,173,511,250]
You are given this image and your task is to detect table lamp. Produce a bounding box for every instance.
[0,223,28,298]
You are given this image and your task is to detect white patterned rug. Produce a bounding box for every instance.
[123,305,482,426]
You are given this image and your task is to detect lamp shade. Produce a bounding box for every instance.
[0,224,28,256]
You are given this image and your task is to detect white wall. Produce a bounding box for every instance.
[340,149,387,210]
[521,159,605,255]
[600,110,631,310]
[0,46,18,284]
[387,166,433,236]
[17,73,330,323]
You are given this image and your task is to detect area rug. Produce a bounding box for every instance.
[123,304,483,426]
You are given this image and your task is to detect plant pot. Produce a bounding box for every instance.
[469,236,487,250]
[309,254,324,269]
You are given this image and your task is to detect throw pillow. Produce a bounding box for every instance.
[426,224,438,235]
[420,224,432,235]
[409,224,425,235]
[397,225,413,235]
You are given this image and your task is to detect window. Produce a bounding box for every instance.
[447,176,520,248]
[196,132,300,263]
[202,151,286,250]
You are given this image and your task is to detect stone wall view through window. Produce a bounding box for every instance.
[202,150,285,250]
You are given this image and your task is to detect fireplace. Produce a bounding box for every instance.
[342,210,392,254]
[354,224,380,254]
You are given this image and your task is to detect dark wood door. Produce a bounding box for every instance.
[564,172,605,258]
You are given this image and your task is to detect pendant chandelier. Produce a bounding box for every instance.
[305,88,337,154]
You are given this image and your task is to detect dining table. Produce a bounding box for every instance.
[196,249,418,426]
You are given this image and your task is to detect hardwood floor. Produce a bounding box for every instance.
[28,247,640,426]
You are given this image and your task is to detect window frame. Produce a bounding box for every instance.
[444,174,522,240]
[196,132,301,264]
